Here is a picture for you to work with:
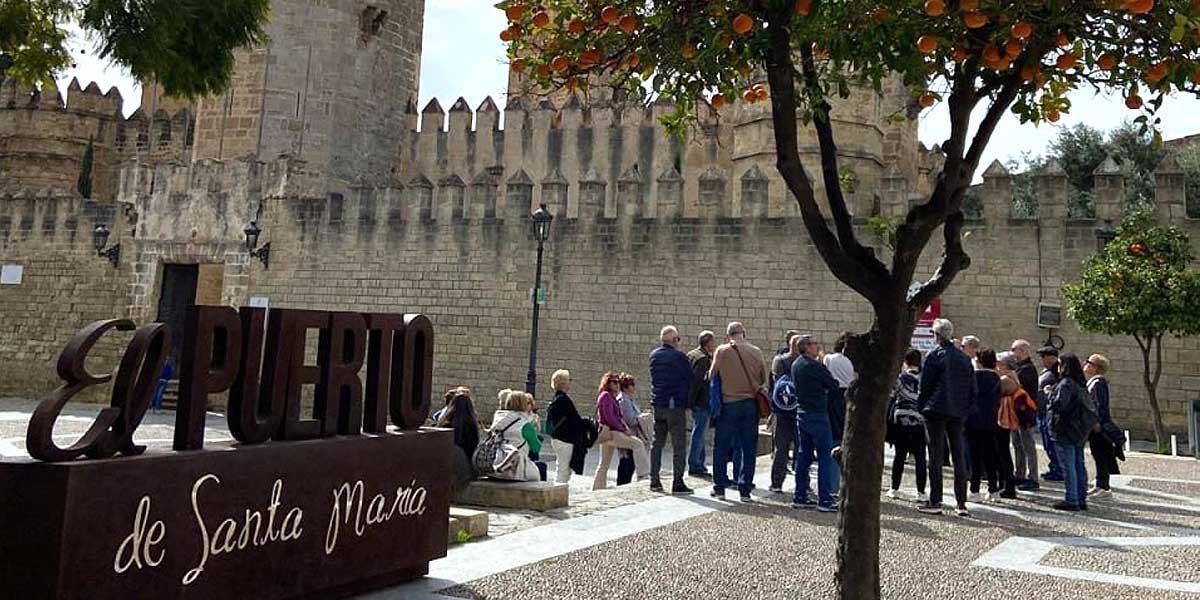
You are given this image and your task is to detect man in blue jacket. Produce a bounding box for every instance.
[917,318,977,516]
[790,334,842,512]
[649,325,695,494]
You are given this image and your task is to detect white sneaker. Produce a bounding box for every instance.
[886,489,898,499]
[1090,488,1112,499]
[967,492,983,503]
[915,492,929,503]
[983,492,994,502]
[769,486,784,494]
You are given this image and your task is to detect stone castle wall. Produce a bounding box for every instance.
[2,113,1198,440]
[0,78,193,202]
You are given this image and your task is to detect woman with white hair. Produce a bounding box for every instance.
[546,369,592,484]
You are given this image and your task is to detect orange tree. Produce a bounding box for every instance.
[500,1,1200,597]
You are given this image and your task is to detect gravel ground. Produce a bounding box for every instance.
[443,479,1200,600]
[1042,546,1200,584]
[1128,478,1200,498]
[1112,455,1200,482]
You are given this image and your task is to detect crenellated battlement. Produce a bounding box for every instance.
[0,77,195,202]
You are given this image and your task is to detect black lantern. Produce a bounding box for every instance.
[1094,219,1117,252]
[92,225,120,266]
[524,204,555,395]
[532,203,554,243]
[243,221,271,269]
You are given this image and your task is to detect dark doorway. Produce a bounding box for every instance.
[156,264,199,377]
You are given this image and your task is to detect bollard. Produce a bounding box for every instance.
[1171,434,1178,457]
[1125,430,1131,454]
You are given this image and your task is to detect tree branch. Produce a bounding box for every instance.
[763,12,884,305]
[797,48,890,281]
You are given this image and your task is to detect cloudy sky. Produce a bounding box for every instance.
[60,2,1200,178]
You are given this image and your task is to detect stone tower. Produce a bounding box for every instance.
[191,0,425,193]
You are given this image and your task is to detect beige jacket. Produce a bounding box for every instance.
[710,340,767,403]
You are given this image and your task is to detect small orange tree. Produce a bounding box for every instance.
[501,1,1199,597]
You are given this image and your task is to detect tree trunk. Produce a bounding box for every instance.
[1136,333,1168,451]
[835,308,911,600]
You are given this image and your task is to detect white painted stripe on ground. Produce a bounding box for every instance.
[1110,475,1200,507]
[974,536,1200,594]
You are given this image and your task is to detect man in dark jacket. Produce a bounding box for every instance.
[1036,346,1065,481]
[649,325,695,494]
[686,331,717,477]
[790,335,841,512]
[917,319,976,516]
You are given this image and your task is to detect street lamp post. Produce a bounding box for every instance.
[1094,219,1117,252]
[525,204,554,395]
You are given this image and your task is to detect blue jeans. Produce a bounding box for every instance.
[1055,442,1088,506]
[795,411,836,508]
[713,399,758,495]
[1039,414,1063,476]
[689,407,710,473]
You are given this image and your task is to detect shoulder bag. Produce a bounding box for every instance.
[732,345,771,419]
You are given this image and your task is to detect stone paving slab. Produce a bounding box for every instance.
[1042,545,1200,584]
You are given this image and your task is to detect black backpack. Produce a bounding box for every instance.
[472,418,521,476]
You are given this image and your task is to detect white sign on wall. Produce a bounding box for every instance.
[0,265,23,285]
[249,296,270,309]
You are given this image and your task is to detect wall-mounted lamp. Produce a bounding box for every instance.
[92,225,120,266]
[243,221,271,269]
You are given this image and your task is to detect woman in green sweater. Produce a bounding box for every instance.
[488,391,547,481]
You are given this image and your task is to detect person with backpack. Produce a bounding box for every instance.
[480,391,545,482]
[998,352,1040,491]
[1084,354,1123,499]
[1048,353,1097,511]
[769,334,803,493]
[886,349,927,501]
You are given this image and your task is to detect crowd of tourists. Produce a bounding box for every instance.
[431,317,1125,516]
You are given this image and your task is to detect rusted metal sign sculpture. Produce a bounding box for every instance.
[0,307,451,600]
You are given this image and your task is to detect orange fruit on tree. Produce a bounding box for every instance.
[505,4,525,22]
[1124,0,1154,14]
[568,19,585,34]
[733,14,755,35]
[601,6,620,25]
[1056,31,1071,47]
[755,87,769,100]
[551,55,569,72]
[917,35,939,54]
[511,58,527,72]
[1020,64,1039,82]
[795,0,812,16]
[983,45,1002,62]
[960,0,980,10]
[1146,62,1169,83]
[963,12,988,28]
[952,46,968,63]
[919,92,936,108]
[924,0,946,16]
[619,15,637,34]
[742,89,757,102]
[1011,22,1033,40]
[681,43,698,59]
[532,10,550,28]
[1097,54,1118,70]
[1005,39,1024,59]
[1191,71,1200,85]
[579,49,600,68]
[1046,110,1061,122]
[1056,52,1078,70]
[499,27,515,42]
[712,93,727,108]
[1126,94,1144,109]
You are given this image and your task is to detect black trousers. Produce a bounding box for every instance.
[992,428,1016,494]
[966,428,998,494]
[925,415,968,508]
[617,451,635,485]
[891,435,927,493]
[1089,431,1119,489]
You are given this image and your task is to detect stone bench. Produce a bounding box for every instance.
[449,507,490,539]
[453,479,569,512]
